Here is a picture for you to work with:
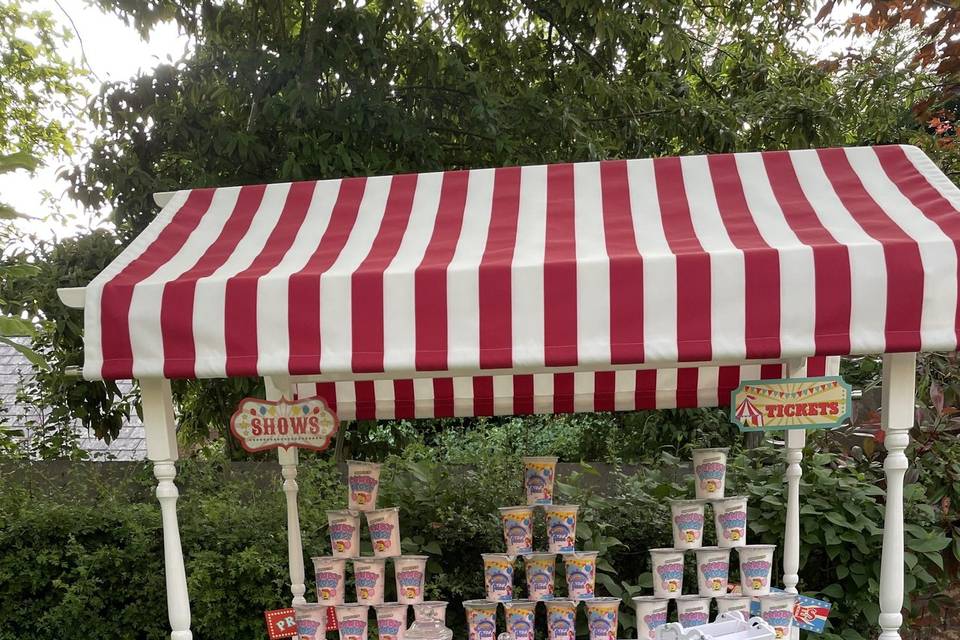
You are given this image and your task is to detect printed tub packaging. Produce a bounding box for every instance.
[543,505,579,554]
[366,507,401,558]
[311,556,347,605]
[482,553,515,602]
[545,599,578,640]
[328,510,361,558]
[394,555,428,604]
[737,545,776,597]
[760,593,798,639]
[335,604,370,640]
[347,460,381,511]
[670,499,707,550]
[504,600,537,640]
[463,599,499,640]
[716,595,753,618]
[522,456,558,505]
[499,506,535,555]
[375,603,408,640]
[676,595,710,628]
[632,597,669,640]
[713,496,748,548]
[563,551,598,600]
[352,557,386,604]
[583,597,620,640]
[649,548,685,598]
[692,448,729,499]
[694,547,731,596]
[524,553,557,601]
[294,603,328,640]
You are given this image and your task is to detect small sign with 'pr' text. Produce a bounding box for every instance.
[264,608,298,639]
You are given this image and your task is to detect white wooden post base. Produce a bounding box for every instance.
[878,353,916,640]
[781,360,806,640]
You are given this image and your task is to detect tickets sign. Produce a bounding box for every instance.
[230,396,338,453]
[264,608,298,639]
[730,376,851,432]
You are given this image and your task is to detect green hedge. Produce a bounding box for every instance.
[0,447,951,640]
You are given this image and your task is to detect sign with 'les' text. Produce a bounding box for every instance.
[730,376,851,432]
[231,396,338,453]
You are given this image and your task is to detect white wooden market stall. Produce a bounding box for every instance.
[58,144,960,639]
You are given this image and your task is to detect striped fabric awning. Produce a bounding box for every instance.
[79,144,960,412]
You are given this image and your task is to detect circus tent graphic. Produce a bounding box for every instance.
[735,396,764,427]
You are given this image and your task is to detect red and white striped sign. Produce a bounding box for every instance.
[82,145,960,393]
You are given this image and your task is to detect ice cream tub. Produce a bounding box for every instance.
[463,599,499,640]
[632,597,669,640]
[675,595,710,628]
[737,545,775,597]
[670,499,706,549]
[328,510,361,558]
[352,557,386,605]
[482,553,515,602]
[367,507,401,558]
[692,448,728,499]
[524,553,556,600]
[760,593,798,639]
[563,551,598,600]
[394,555,428,604]
[335,604,370,640]
[294,603,328,640]
[312,555,347,605]
[713,496,748,548]
[543,505,578,553]
[584,597,620,640]
[716,595,752,617]
[347,460,381,511]
[374,603,407,640]
[545,599,577,640]
[522,456,558,505]
[695,547,730,596]
[649,548,685,598]
[504,600,537,640]
[500,506,534,555]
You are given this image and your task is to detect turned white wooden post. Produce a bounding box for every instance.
[141,377,192,640]
[878,353,916,640]
[265,376,307,606]
[782,358,807,612]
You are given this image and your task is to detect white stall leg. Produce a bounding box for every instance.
[877,353,916,640]
[781,360,807,640]
[141,378,192,640]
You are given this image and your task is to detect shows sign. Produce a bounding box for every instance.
[230,396,338,453]
[730,376,851,432]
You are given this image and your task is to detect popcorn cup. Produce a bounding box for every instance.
[294,603,327,640]
[545,599,578,640]
[328,510,361,558]
[649,548,685,598]
[670,499,706,549]
[737,545,776,597]
[413,601,447,622]
[713,496,748,548]
[692,448,728,499]
[524,553,557,600]
[716,595,752,618]
[695,547,730,597]
[374,603,407,640]
[463,599,499,640]
[504,600,537,640]
[632,597,669,640]
[352,557,386,605]
[544,505,579,554]
[367,507,401,558]
[482,553,515,601]
[563,551,598,600]
[347,460,381,511]
[312,556,347,605]
[500,506,534,555]
[335,604,370,640]
[760,593,798,639]
[675,595,710,628]
[522,456,558,505]
[394,555,428,604]
[584,597,620,640]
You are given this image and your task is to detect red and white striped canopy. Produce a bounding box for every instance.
[81,144,959,412]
